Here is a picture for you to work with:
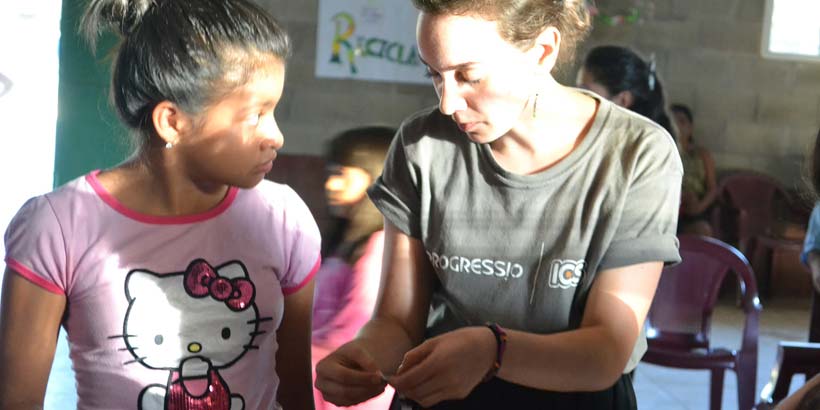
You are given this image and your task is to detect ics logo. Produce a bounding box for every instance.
[548,259,585,289]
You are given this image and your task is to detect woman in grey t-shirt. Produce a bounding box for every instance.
[315,1,682,409]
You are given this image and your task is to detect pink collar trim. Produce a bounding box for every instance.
[86,170,239,225]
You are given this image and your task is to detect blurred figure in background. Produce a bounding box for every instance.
[671,103,717,236]
[577,45,676,139]
[312,126,396,410]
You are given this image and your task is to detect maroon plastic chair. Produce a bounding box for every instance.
[711,171,810,298]
[642,235,761,410]
[711,171,790,253]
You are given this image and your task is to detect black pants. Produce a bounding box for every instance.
[392,374,637,410]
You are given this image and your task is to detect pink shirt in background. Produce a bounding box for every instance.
[4,171,321,410]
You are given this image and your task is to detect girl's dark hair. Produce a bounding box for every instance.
[322,126,396,259]
[670,103,693,123]
[326,126,396,180]
[583,45,675,138]
[411,0,591,67]
[80,0,290,152]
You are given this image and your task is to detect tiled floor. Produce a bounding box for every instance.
[43,297,813,409]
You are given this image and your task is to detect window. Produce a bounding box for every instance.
[761,0,820,62]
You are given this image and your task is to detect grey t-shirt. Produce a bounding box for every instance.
[368,94,682,372]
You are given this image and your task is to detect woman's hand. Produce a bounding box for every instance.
[388,326,496,408]
[314,340,387,406]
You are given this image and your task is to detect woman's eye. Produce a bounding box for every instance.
[424,70,440,79]
[460,73,482,85]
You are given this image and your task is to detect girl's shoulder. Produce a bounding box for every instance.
[239,179,316,225]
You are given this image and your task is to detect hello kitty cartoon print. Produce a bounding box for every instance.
[118,259,268,410]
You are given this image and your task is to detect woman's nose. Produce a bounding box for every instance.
[437,80,467,116]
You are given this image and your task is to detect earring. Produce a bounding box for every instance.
[532,93,539,119]
[165,142,173,149]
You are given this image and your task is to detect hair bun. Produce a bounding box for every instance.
[80,0,155,49]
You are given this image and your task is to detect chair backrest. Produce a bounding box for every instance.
[646,235,761,351]
[716,172,790,246]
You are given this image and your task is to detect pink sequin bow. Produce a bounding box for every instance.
[184,260,255,311]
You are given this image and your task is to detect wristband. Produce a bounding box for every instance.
[482,322,507,382]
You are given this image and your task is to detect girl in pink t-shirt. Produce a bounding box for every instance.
[0,1,320,409]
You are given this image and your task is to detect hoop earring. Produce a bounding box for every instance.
[165,142,173,149]
[532,93,539,119]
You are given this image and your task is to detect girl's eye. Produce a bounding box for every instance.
[245,113,261,126]
[424,70,440,79]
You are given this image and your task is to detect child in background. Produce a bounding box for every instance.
[770,128,820,410]
[671,103,718,236]
[0,0,320,409]
[312,126,396,410]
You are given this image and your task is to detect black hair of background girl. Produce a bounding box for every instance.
[582,45,676,139]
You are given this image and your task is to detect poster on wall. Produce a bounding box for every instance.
[315,0,428,84]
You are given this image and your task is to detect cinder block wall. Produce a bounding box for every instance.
[567,0,820,189]
[259,1,438,155]
[258,0,820,187]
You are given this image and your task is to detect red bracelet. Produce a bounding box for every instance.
[482,322,507,382]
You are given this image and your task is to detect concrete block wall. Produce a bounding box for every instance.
[258,0,438,155]
[262,0,819,188]
[567,0,820,190]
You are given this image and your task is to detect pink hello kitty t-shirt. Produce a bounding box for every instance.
[4,171,321,410]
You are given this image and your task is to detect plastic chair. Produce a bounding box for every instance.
[711,171,790,253]
[711,171,810,298]
[642,235,762,410]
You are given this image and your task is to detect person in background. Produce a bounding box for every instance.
[312,126,396,410]
[315,0,682,409]
[671,103,717,236]
[802,128,820,326]
[577,45,676,139]
[0,0,320,409]
[774,128,820,410]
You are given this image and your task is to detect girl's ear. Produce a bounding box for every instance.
[613,90,635,109]
[152,101,192,146]
[530,26,562,72]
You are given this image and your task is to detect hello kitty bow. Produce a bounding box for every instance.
[184,260,255,311]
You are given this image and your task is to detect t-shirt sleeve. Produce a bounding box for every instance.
[278,187,322,296]
[3,195,68,294]
[367,127,423,238]
[801,204,820,265]
[599,130,683,270]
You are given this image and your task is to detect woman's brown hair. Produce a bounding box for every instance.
[411,0,591,66]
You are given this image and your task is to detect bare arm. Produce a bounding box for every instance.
[355,221,435,373]
[690,148,718,215]
[276,280,316,410]
[389,261,664,407]
[499,261,663,391]
[775,373,820,410]
[0,268,66,410]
